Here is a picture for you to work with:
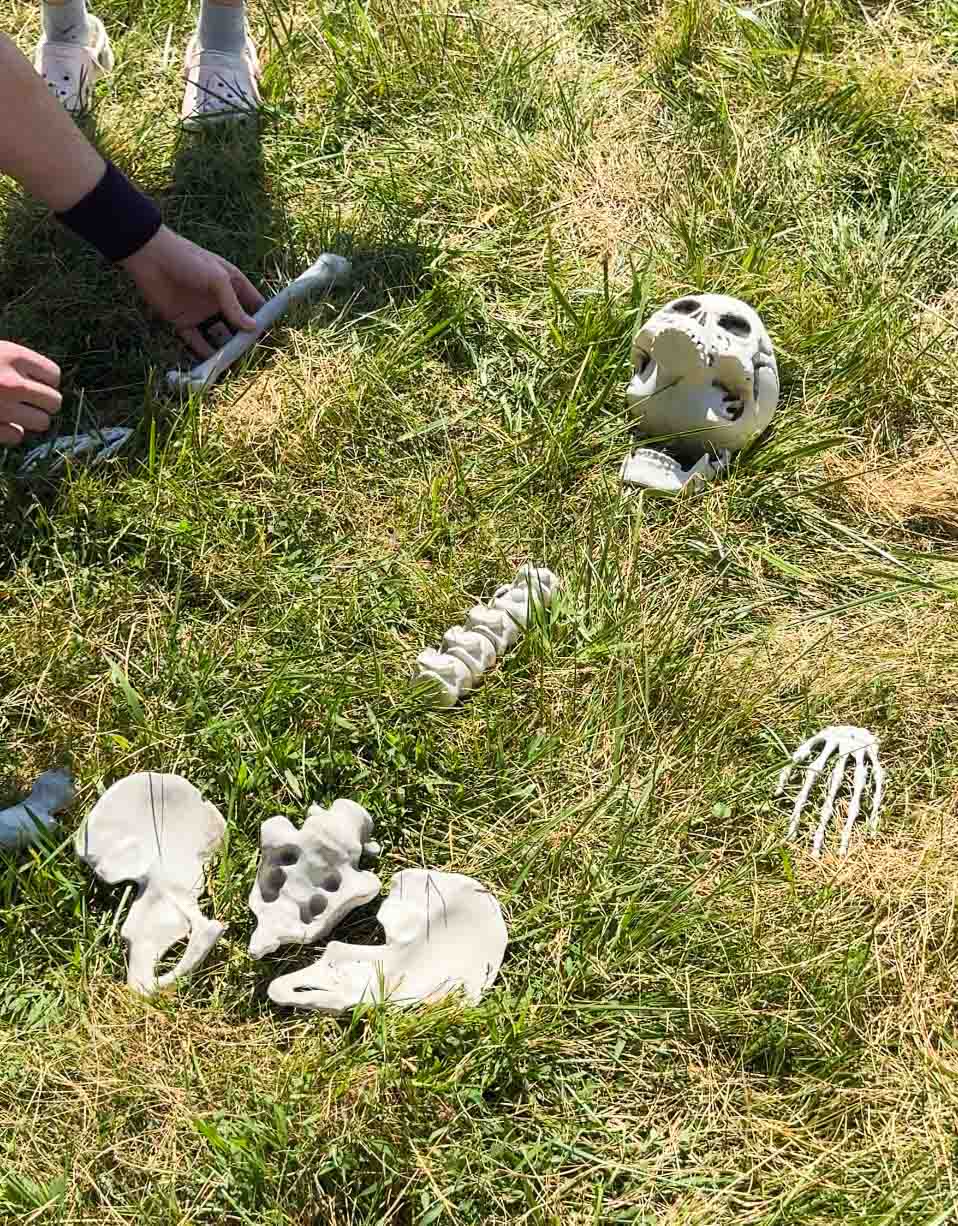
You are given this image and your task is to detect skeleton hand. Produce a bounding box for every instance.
[776,725,884,858]
[17,426,132,476]
[620,447,731,494]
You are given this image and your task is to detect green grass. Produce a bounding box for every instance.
[3,0,958,1221]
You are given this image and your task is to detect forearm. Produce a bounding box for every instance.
[0,34,104,211]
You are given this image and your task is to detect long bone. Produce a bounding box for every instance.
[166,253,352,394]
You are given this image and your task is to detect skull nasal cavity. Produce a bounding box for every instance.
[672,299,700,314]
[321,871,342,892]
[718,313,751,337]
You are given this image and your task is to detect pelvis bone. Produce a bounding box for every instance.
[248,799,381,959]
[268,868,507,1013]
[622,293,778,491]
[74,772,227,995]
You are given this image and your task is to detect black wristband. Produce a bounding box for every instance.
[55,161,163,263]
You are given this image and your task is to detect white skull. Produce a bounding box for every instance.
[627,293,779,458]
[266,868,508,1013]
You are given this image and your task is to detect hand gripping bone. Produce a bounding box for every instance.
[776,725,885,858]
[166,253,352,394]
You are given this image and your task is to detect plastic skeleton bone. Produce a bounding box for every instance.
[17,427,132,477]
[412,565,558,707]
[166,253,352,394]
[248,799,381,958]
[74,772,227,994]
[0,769,74,850]
[621,293,778,492]
[620,447,731,494]
[776,726,884,858]
[267,868,508,1014]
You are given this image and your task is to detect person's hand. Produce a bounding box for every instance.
[121,226,264,357]
[0,341,61,446]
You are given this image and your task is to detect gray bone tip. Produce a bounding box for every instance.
[165,368,210,393]
[307,252,352,283]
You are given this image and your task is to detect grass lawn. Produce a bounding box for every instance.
[4,0,958,1220]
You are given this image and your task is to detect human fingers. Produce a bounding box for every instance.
[0,422,24,445]
[12,349,60,389]
[229,266,265,317]
[9,375,62,416]
[212,265,258,332]
[178,325,215,360]
[4,402,53,434]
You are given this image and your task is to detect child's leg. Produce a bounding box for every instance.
[182,0,261,127]
[35,0,114,112]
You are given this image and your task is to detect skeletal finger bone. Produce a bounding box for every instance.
[267,868,507,1014]
[776,725,883,858]
[0,769,74,850]
[411,566,559,708]
[248,799,381,958]
[73,772,227,994]
[166,253,352,394]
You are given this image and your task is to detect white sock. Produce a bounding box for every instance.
[197,0,247,54]
[42,0,93,45]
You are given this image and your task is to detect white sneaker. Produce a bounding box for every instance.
[34,14,114,113]
[181,33,261,128]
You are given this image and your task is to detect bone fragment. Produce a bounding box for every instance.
[0,769,74,850]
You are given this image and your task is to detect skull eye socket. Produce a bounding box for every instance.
[672,299,700,315]
[718,313,751,337]
[635,350,652,376]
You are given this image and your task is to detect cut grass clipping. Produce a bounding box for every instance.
[4,0,958,1223]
